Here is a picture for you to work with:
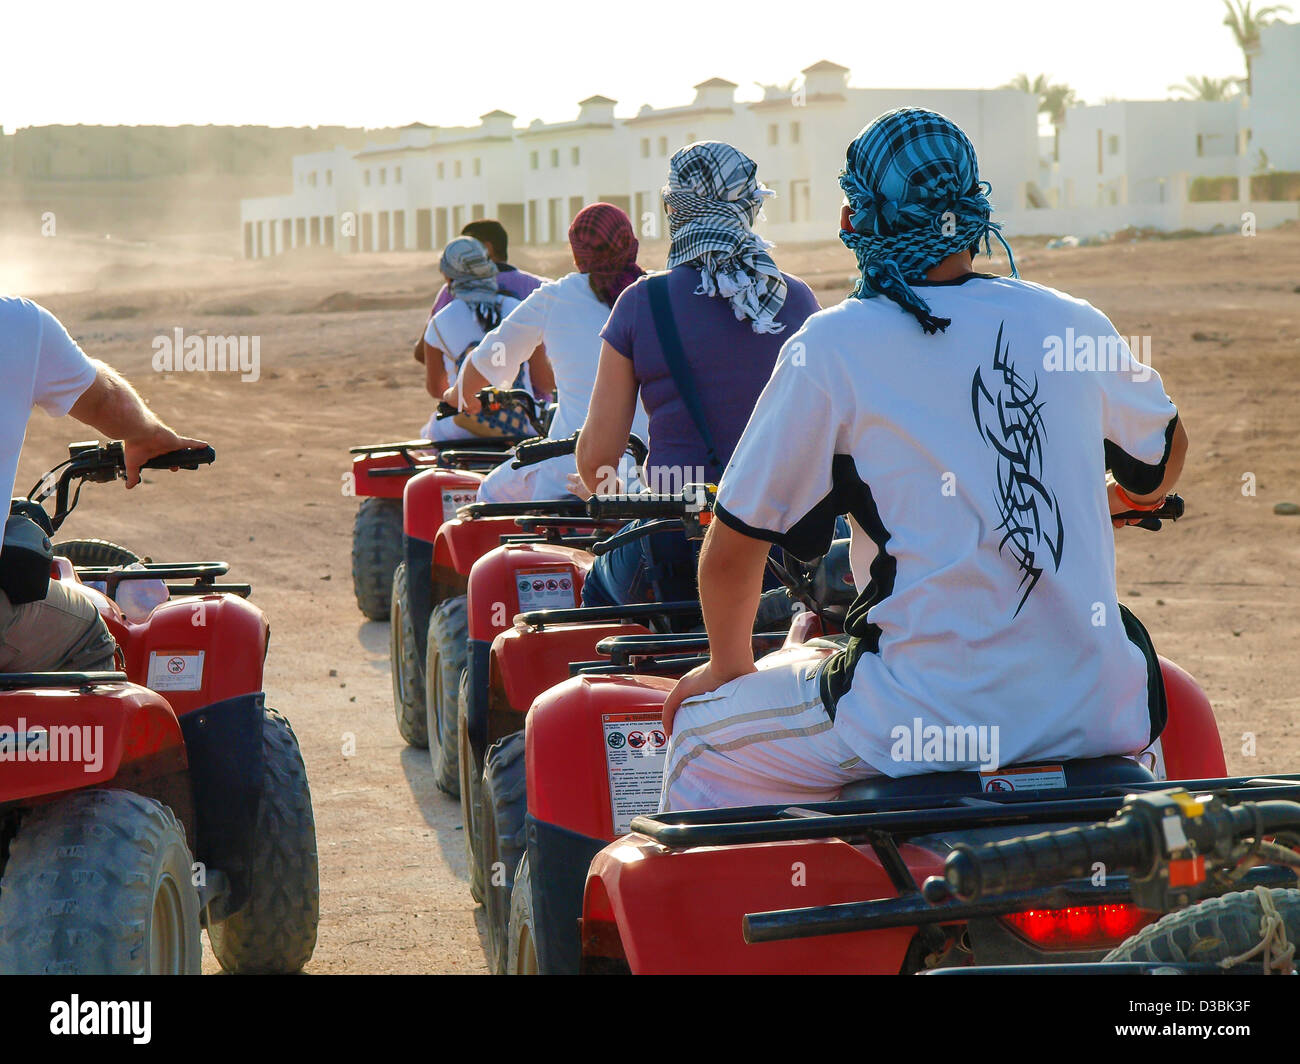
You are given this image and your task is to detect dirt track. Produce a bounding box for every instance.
[14,226,1300,973]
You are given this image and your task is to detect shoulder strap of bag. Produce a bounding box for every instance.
[646,272,722,476]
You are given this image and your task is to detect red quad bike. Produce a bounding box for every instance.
[0,442,320,974]
[496,490,1238,974]
[458,486,724,972]
[348,387,544,621]
[387,389,549,751]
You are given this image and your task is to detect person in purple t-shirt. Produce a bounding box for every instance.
[575,141,820,608]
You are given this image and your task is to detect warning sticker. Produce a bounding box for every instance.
[442,488,479,522]
[603,713,669,834]
[147,651,205,692]
[515,569,576,613]
[979,764,1067,794]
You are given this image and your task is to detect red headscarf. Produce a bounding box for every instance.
[568,203,644,307]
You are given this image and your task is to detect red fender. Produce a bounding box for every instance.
[403,466,484,542]
[351,450,436,500]
[466,543,591,643]
[1157,655,1226,779]
[0,683,186,804]
[433,516,534,600]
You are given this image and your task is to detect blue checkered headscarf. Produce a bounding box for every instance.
[840,108,1017,334]
[663,141,788,335]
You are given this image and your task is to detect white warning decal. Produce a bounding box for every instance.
[147,650,205,692]
[442,488,479,522]
[603,713,669,834]
[979,764,1067,793]
[515,569,576,613]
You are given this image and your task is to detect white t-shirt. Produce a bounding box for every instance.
[0,298,98,504]
[462,272,649,442]
[716,275,1179,776]
[422,295,522,443]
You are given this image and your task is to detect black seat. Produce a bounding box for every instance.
[838,756,1155,802]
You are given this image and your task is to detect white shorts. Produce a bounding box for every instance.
[659,650,879,812]
[476,452,578,505]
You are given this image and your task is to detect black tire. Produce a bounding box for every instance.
[457,668,485,903]
[482,730,526,974]
[505,852,540,975]
[390,561,428,747]
[0,789,201,974]
[1105,888,1300,970]
[351,497,403,620]
[425,595,467,797]
[207,707,320,974]
[51,538,141,568]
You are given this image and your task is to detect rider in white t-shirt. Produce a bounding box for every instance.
[0,297,205,671]
[658,109,1188,812]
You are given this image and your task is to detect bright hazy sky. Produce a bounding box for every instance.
[2,0,1264,129]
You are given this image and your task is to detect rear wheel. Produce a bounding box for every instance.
[1105,887,1300,971]
[352,497,403,620]
[457,668,485,903]
[482,731,526,974]
[207,708,320,974]
[390,561,428,747]
[505,853,540,975]
[0,789,200,974]
[51,539,141,568]
[425,595,467,797]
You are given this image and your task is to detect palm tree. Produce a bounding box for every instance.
[1168,75,1240,100]
[1004,74,1079,160]
[1222,0,1292,94]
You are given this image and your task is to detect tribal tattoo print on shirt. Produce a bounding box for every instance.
[971,322,1065,616]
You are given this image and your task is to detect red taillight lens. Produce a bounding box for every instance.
[1003,904,1154,950]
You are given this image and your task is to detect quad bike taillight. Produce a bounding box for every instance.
[1002,903,1154,951]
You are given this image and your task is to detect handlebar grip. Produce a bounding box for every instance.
[141,446,216,470]
[586,494,689,520]
[436,402,460,419]
[511,436,577,469]
[944,818,1149,902]
[1113,492,1184,529]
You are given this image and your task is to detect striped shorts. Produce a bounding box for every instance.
[659,650,878,812]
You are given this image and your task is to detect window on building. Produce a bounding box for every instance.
[364,169,371,186]
[768,123,779,146]
[395,166,402,183]
[454,160,462,178]
[1107,135,1120,156]
[790,121,801,144]
[530,150,539,169]
[473,158,481,176]
[640,137,650,158]
[550,148,559,167]
[1196,133,1204,157]
[571,146,580,165]
[379,168,387,185]
[686,132,696,144]
[657,136,668,156]
[308,171,317,187]
[326,169,333,186]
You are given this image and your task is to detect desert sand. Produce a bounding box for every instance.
[11,225,1300,973]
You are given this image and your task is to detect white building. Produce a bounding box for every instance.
[240,39,1299,258]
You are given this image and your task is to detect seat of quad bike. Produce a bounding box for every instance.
[837,755,1155,802]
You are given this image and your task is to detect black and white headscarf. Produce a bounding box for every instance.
[440,236,504,328]
[662,141,788,335]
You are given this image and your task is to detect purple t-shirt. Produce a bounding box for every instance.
[430,264,544,315]
[600,265,819,484]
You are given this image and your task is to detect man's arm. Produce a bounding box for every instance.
[576,342,638,495]
[68,362,207,488]
[661,520,768,734]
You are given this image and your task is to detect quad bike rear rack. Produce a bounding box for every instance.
[516,600,703,632]
[74,562,253,600]
[625,774,1300,946]
[0,671,129,691]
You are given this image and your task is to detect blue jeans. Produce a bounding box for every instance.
[582,522,698,608]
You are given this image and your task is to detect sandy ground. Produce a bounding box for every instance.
[11,226,1300,973]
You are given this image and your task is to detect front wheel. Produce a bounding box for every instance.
[390,561,428,747]
[505,853,540,975]
[207,708,320,974]
[1105,887,1300,971]
[0,789,201,974]
[51,538,141,568]
[457,668,485,904]
[482,731,526,974]
[352,497,403,620]
[425,595,467,797]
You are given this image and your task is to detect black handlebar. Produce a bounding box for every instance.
[586,485,715,521]
[141,446,216,470]
[1113,492,1185,530]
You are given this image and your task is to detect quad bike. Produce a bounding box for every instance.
[0,441,319,974]
[387,389,550,749]
[482,488,1233,974]
[348,387,546,620]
